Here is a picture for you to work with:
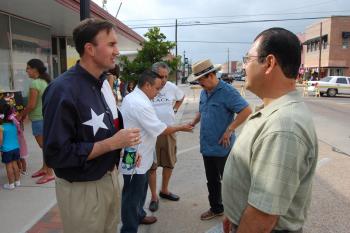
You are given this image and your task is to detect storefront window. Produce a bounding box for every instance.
[0,13,11,91]
[329,68,344,76]
[11,17,51,97]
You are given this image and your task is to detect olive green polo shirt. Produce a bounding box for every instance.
[222,90,318,231]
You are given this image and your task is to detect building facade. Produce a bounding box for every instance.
[0,0,144,97]
[303,16,350,79]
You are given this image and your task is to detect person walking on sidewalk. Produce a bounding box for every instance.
[43,18,141,233]
[120,70,193,233]
[189,59,252,220]
[19,58,54,184]
[222,28,318,233]
[148,62,185,212]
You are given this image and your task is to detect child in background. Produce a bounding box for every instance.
[8,110,28,175]
[0,100,21,190]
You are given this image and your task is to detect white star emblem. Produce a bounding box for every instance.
[83,108,108,136]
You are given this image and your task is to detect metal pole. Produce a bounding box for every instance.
[183,50,186,80]
[175,19,178,85]
[80,0,90,21]
[318,22,322,79]
[116,2,123,18]
[227,48,230,73]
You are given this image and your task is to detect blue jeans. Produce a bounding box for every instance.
[120,172,149,233]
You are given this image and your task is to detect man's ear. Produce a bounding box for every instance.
[84,42,95,57]
[264,54,276,75]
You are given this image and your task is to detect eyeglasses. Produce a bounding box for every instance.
[242,55,266,64]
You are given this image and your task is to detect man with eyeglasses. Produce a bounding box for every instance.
[148,62,185,212]
[222,28,318,233]
[120,70,193,233]
[188,59,252,221]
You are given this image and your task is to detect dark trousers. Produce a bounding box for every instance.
[203,156,228,214]
[120,172,149,233]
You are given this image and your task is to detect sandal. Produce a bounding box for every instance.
[36,175,55,184]
[31,170,46,178]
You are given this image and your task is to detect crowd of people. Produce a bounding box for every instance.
[0,18,319,233]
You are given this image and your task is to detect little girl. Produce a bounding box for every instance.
[0,100,21,190]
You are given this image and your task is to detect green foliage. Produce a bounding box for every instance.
[119,27,180,82]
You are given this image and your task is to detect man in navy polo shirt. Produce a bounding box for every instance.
[189,59,252,220]
[43,18,141,233]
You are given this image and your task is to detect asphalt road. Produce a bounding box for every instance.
[137,84,350,233]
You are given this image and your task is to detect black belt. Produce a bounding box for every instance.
[231,223,302,233]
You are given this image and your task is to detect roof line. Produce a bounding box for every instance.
[55,0,144,43]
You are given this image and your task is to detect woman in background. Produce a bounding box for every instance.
[19,59,54,184]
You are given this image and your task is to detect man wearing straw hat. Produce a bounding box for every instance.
[189,59,252,220]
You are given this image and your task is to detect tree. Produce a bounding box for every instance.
[119,27,180,82]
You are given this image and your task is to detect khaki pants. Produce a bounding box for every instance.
[55,170,120,233]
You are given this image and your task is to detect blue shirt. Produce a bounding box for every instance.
[199,80,248,157]
[43,63,123,182]
[1,123,19,152]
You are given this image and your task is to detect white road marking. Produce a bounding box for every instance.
[317,157,331,169]
[177,145,200,155]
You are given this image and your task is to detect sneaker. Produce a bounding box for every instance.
[200,209,224,220]
[15,180,21,187]
[21,171,28,176]
[3,183,15,190]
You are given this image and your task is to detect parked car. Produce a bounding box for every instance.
[307,76,350,97]
[221,73,234,84]
[235,75,246,81]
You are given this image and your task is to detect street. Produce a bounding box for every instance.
[0,84,349,233]
[137,84,350,233]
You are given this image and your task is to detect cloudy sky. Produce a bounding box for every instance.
[93,0,350,65]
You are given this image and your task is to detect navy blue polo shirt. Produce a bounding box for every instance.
[199,80,248,157]
[43,63,123,182]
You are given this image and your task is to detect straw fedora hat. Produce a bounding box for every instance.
[188,59,221,82]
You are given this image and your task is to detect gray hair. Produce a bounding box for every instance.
[151,61,170,74]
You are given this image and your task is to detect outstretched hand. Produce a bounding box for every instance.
[181,123,194,132]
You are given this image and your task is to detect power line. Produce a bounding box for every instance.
[175,40,252,44]
[123,9,349,23]
[129,16,331,29]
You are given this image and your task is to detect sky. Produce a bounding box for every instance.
[93,0,350,66]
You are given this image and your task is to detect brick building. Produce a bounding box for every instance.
[303,16,350,78]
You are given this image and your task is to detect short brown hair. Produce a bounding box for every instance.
[73,18,116,56]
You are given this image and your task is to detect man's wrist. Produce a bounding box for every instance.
[226,127,234,133]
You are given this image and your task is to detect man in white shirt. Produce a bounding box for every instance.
[148,62,185,212]
[120,70,193,233]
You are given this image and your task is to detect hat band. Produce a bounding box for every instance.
[194,65,214,76]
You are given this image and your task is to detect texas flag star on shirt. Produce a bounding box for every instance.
[83,108,108,136]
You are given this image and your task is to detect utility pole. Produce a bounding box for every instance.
[183,50,186,80]
[80,0,90,20]
[318,22,323,79]
[175,19,178,85]
[227,48,230,74]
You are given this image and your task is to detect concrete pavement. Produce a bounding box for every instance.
[0,83,349,233]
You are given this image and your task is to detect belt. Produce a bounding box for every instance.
[231,223,302,233]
